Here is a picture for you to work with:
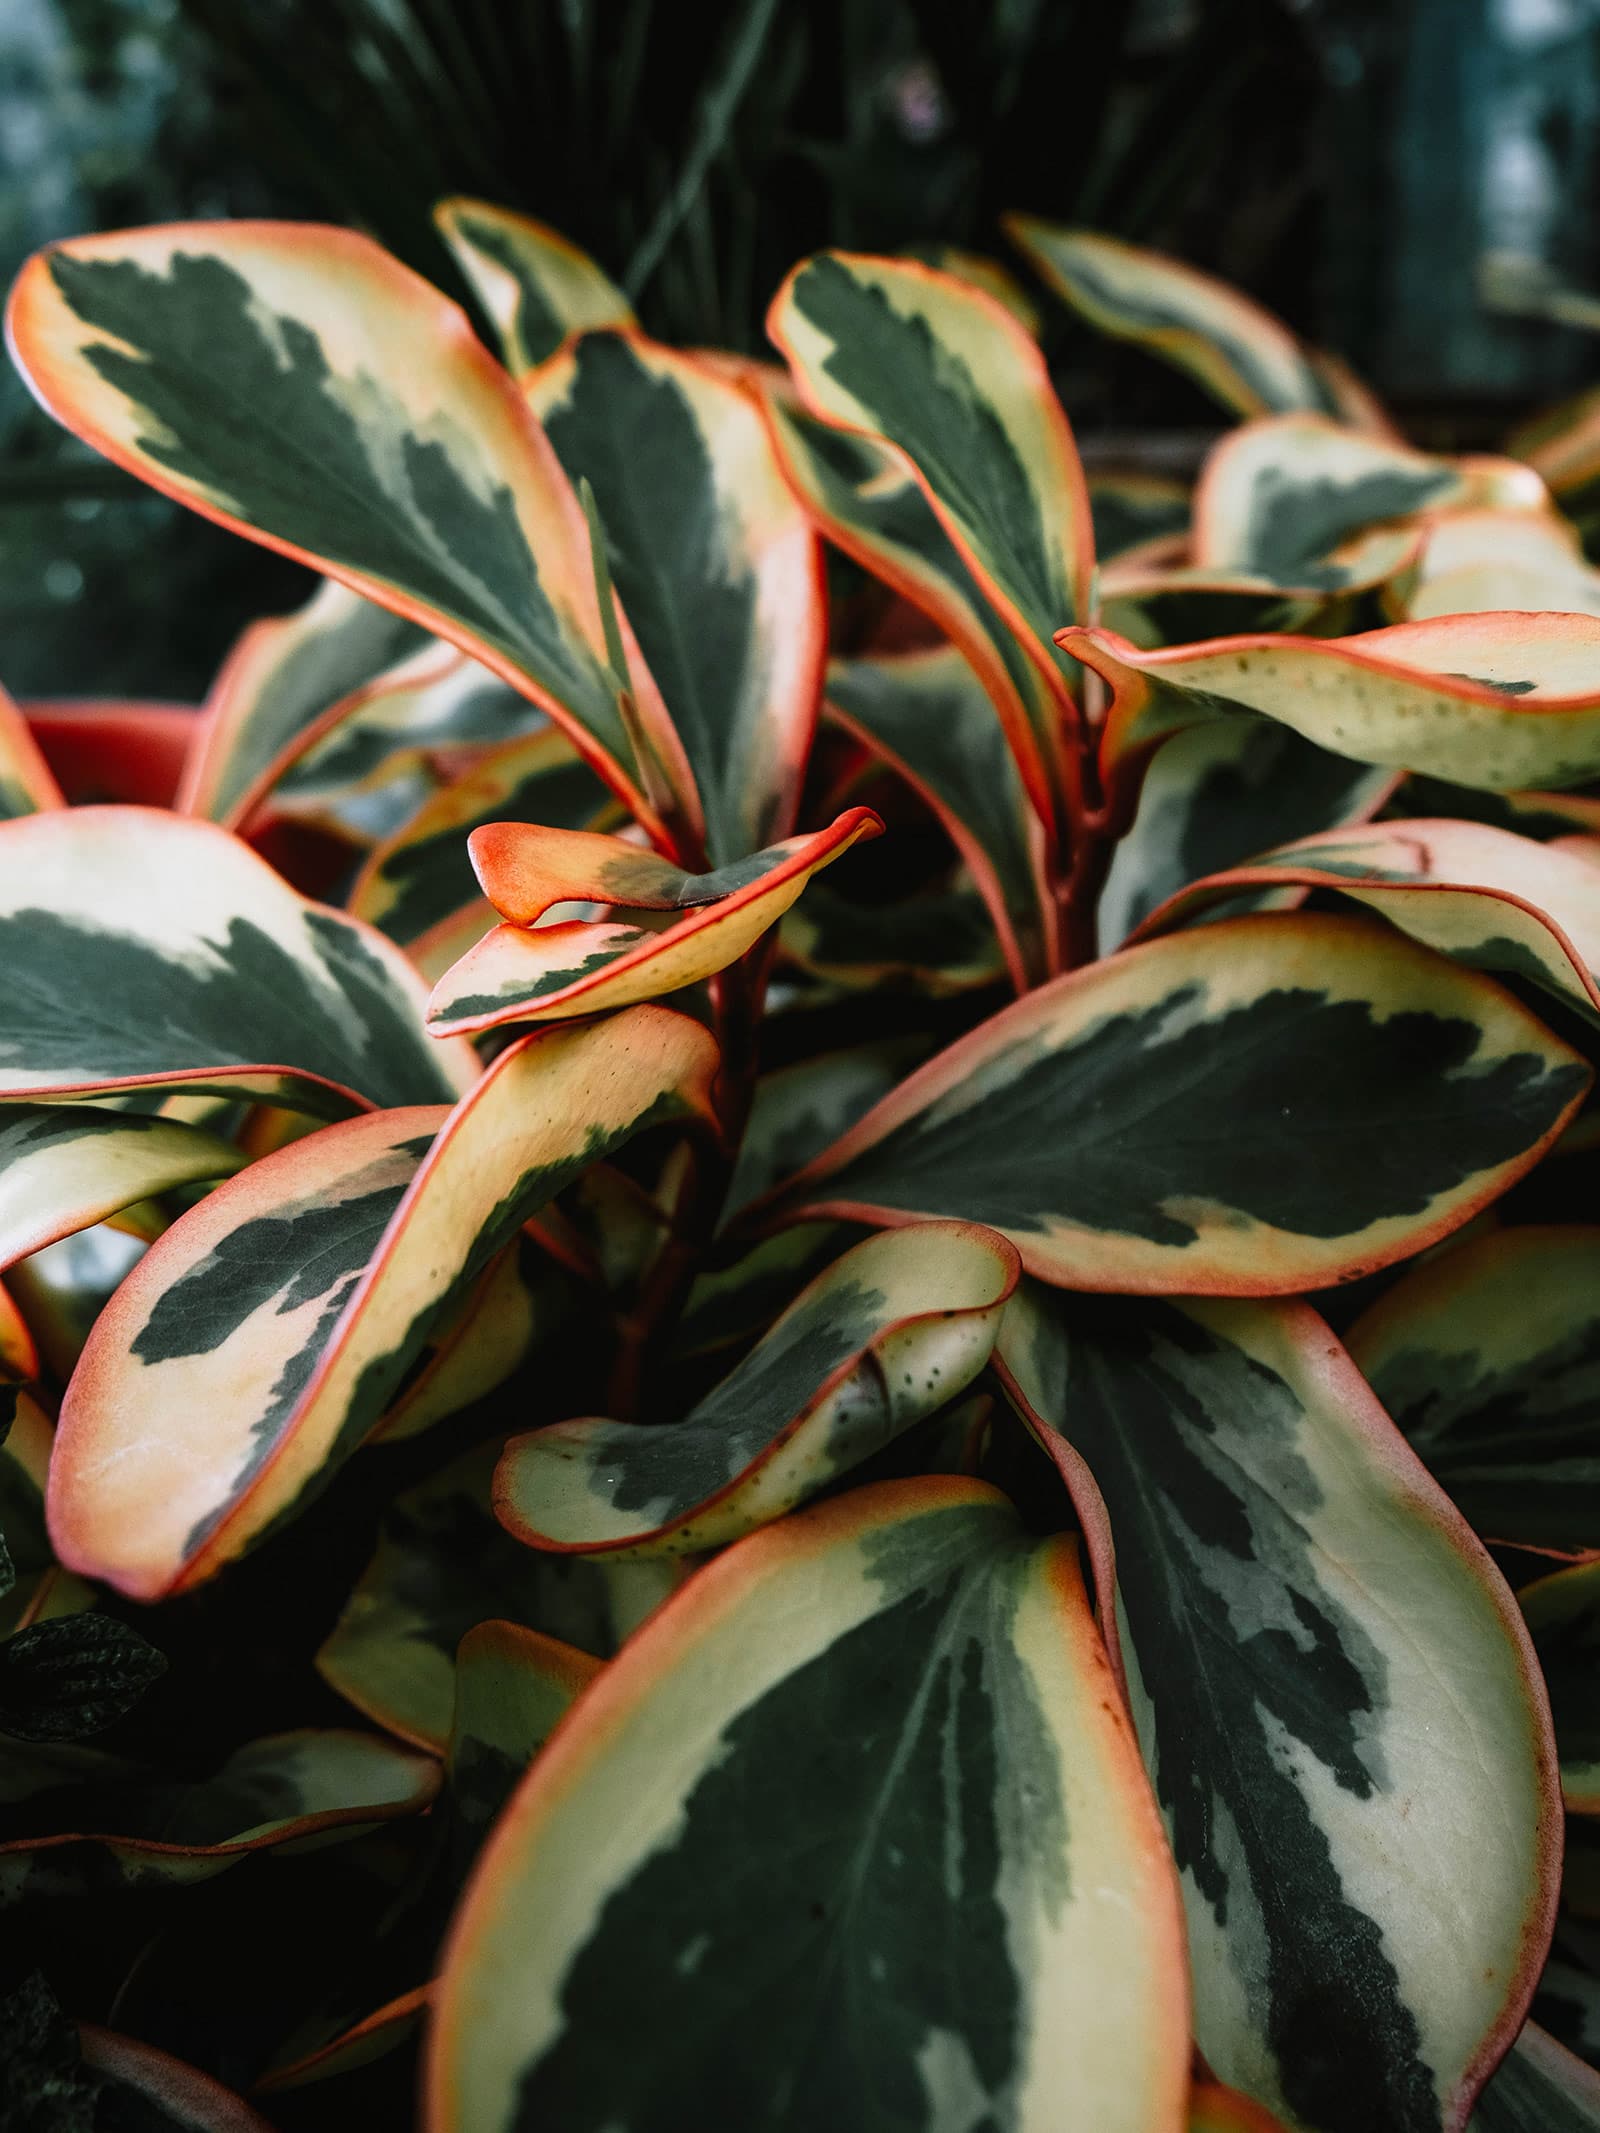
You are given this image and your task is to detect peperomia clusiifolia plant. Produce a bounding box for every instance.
[0,198,1599,2131]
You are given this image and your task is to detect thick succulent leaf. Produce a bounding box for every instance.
[0,680,64,818]
[995,1285,1559,2133]
[782,877,1008,995]
[761,395,1062,825]
[1133,818,1600,1024]
[908,244,1041,333]
[826,647,1049,987]
[427,807,880,1032]
[1097,720,1395,950]
[1097,556,1362,650]
[1004,218,1334,419]
[435,196,634,372]
[427,1477,1189,2133]
[1347,1225,1600,1560]
[257,1985,432,2095]
[769,251,1094,721]
[1519,1561,1600,1812]
[1402,509,1600,622]
[181,576,429,823]
[247,642,543,833]
[527,328,825,865]
[0,1397,91,1637]
[50,1004,719,1598]
[1510,383,1600,504]
[1070,614,1600,807]
[349,728,613,979]
[6,220,685,833]
[1470,2023,1600,2130]
[0,1728,438,1892]
[495,1222,1020,1556]
[1191,415,1462,578]
[371,1238,560,1445]
[675,1223,853,1361]
[0,1105,242,1271]
[447,1618,599,1840]
[770,911,1589,1294]
[724,1044,918,1217]
[1089,470,1192,561]
[0,806,472,1115]
[77,2025,278,2131]
[318,1442,677,1752]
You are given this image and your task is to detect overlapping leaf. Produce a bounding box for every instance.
[1519,1562,1600,1813]
[1068,613,1600,808]
[0,1106,242,1272]
[6,220,693,835]
[317,1440,677,1753]
[50,1004,719,1598]
[769,248,1093,806]
[996,1285,1559,2133]
[526,328,825,865]
[436,197,634,373]
[1132,818,1600,1024]
[1400,509,1600,622]
[427,807,880,1033]
[1470,2024,1600,2129]
[428,1478,1189,2133]
[1096,721,1395,950]
[766,911,1588,1293]
[495,1222,1020,1556]
[761,394,1063,826]
[0,1728,439,1898]
[826,647,1049,986]
[0,806,471,1115]
[181,576,430,824]
[1347,1225,1600,1560]
[1004,219,1338,419]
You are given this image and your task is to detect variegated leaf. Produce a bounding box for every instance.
[826,647,1049,987]
[0,1105,242,1271]
[257,1986,432,2096]
[435,197,634,373]
[1401,508,1600,622]
[427,807,880,1033]
[769,250,1093,777]
[769,911,1588,1294]
[0,1728,439,1896]
[0,806,471,1114]
[1519,1560,1600,1812]
[761,394,1062,828]
[1346,1225,1600,1561]
[244,642,544,835]
[427,1477,1189,2133]
[1068,613,1600,808]
[1191,415,1462,579]
[1003,219,1336,419]
[675,1223,852,1362]
[76,2025,279,2130]
[7,220,691,837]
[0,678,64,818]
[317,1441,678,1753]
[526,328,825,865]
[495,1222,1020,1557]
[907,244,1042,334]
[1097,720,1395,950]
[1131,818,1600,1025]
[782,877,1008,996]
[1470,2023,1600,2130]
[724,1044,919,1218]
[995,1285,1559,2133]
[0,1396,91,1637]
[1088,469,1192,562]
[181,576,429,823]
[50,1004,719,1598]
[348,727,613,980]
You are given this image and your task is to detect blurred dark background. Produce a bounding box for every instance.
[5,0,1600,700]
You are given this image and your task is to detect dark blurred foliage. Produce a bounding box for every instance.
[5,0,1600,700]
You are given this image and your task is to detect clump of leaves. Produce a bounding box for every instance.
[0,199,1599,2130]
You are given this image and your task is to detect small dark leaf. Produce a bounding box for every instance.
[0,1615,167,1743]
[0,1973,103,2133]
